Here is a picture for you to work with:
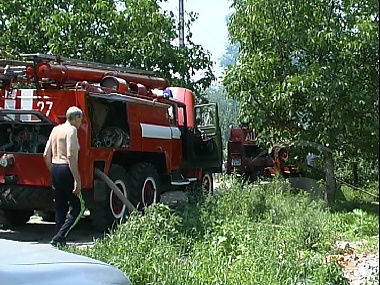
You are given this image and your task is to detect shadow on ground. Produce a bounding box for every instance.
[288,176,379,217]
[0,214,103,246]
[330,199,379,216]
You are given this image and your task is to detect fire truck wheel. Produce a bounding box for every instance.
[91,164,129,232]
[127,163,160,211]
[2,209,34,226]
[201,171,213,195]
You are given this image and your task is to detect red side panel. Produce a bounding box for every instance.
[0,88,83,124]
[0,154,51,186]
[0,88,95,188]
[128,103,182,172]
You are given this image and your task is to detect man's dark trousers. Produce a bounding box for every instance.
[51,163,85,243]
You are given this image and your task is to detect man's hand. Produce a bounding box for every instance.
[45,161,52,173]
[73,180,82,195]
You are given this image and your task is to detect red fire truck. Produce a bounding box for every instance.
[0,54,222,231]
[226,123,294,180]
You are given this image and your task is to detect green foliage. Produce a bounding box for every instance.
[334,152,379,187]
[0,0,215,95]
[222,0,379,164]
[333,183,379,221]
[68,177,378,284]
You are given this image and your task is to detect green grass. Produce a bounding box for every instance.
[68,176,379,285]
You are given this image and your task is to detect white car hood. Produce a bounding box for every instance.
[0,239,132,285]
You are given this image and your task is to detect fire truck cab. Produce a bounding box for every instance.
[0,54,222,231]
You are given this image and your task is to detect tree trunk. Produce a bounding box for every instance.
[352,161,359,186]
[325,152,336,204]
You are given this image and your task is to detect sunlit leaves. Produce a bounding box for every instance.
[0,0,214,95]
[223,0,379,160]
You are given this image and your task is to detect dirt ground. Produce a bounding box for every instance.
[0,212,104,247]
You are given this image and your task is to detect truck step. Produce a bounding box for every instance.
[171,179,190,186]
[170,171,197,186]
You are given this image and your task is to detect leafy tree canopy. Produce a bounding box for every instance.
[0,0,215,95]
[223,0,379,162]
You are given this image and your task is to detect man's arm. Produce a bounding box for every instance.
[66,127,81,188]
[43,130,53,172]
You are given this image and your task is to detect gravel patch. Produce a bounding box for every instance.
[327,237,379,285]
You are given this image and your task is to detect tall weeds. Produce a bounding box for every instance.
[70,176,378,285]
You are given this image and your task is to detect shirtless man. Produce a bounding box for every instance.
[43,106,86,246]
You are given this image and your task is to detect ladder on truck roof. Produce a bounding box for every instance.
[1,53,169,91]
[19,53,157,76]
[0,59,32,66]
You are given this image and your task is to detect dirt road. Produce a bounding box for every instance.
[0,212,103,247]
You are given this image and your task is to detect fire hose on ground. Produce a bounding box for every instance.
[94,168,136,212]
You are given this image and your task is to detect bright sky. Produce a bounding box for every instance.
[160,0,232,82]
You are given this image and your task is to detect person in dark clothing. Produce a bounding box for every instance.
[43,106,85,246]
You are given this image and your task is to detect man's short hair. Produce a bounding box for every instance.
[66,106,83,121]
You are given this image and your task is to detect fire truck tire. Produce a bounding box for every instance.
[127,163,160,211]
[201,171,213,195]
[90,164,129,232]
[2,209,34,226]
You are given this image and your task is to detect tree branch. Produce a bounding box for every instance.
[318,0,335,63]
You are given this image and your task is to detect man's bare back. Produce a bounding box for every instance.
[48,121,80,164]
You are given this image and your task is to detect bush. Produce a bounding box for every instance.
[69,176,378,285]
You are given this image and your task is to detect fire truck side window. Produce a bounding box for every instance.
[195,106,215,127]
